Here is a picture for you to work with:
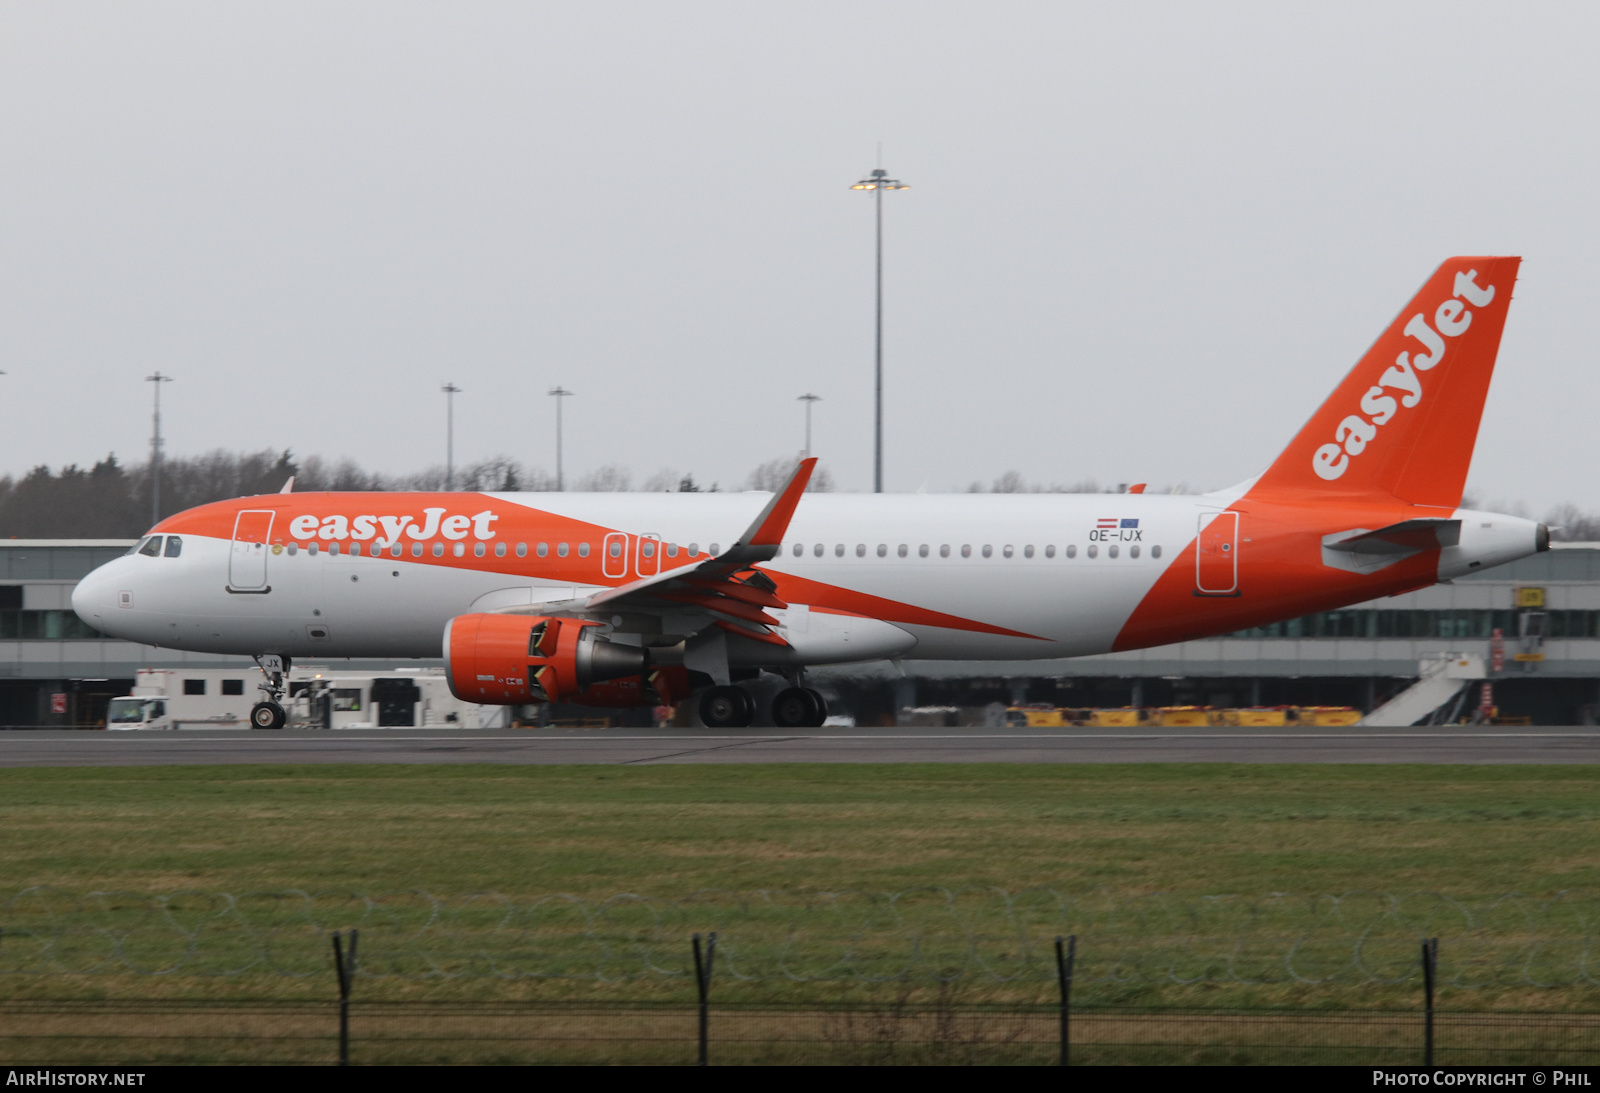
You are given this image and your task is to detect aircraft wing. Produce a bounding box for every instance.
[497,458,816,647]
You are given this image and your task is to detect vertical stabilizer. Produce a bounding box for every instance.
[1255,257,1520,508]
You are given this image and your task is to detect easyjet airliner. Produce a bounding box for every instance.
[72,257,1543,729]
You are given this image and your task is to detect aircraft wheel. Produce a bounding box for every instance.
[771,687,816,728]
[250,701,286,730]
[700,685,753,728]
[803,688,828,727]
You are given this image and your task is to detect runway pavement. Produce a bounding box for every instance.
[0,725,1597,766]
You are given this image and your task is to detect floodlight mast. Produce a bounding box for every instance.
[549,386,573,491]
[851,167,908,494]
[798,393,821,458]
[145,372,173,525]
[441,383,462,489]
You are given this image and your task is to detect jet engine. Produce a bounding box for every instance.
[443,613,649,705]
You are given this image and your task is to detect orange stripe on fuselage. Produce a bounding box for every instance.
[1112,489,1449,651]
[770,573,1047,641]
[156,493,1046,642]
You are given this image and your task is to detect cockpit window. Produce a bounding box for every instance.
[137,537,162,557]
[164,536,183,558]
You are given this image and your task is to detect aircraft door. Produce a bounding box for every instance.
[602,532,629,579]
[636,533,661,577]
[1196,511,1239,595]
[229,510,275,591]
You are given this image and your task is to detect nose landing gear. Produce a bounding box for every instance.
[250,653,290,730]
[250,701,287,730]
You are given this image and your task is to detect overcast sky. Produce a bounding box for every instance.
[1,3,1595,512]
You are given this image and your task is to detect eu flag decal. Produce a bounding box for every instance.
[1120,519,1139,529]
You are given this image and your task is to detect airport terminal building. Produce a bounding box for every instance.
[3,539,1596,727]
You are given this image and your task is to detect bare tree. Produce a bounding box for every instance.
[576,464,632,492]
[1545,503,1600,542]
[745,456,834,493]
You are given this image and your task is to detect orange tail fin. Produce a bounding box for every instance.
[1255,257,1520,508]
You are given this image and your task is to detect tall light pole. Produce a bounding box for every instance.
[798,393,821,458]
[441,383,462,489]
[145,372,173,525]
[851,166,909,493]
[549,386,573,491]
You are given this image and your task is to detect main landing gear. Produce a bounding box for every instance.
[771,686,827,728]
[699,685,754,728]
[697,683,829,728]
[250,653,290,730]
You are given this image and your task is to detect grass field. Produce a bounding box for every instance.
[1,763,1597,1008]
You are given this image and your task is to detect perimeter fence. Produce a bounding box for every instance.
[6,888,1600,1064]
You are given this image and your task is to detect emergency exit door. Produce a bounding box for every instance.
[1196,511,1239,595]
[229,510,275,591]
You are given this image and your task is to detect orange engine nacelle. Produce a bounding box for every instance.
[443,613,656,706]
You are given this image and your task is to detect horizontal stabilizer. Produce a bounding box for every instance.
[1324,518,1461,556]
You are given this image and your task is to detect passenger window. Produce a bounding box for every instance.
[919,544,929,558]
[432,543,444,557]
[578,543,591,558]
[876,544,887,557]
[1067,545,1078,558]
[1110,544,1119,558]
[557,543,569,558]
[329,543,341,556]
[390,544,403,558]
[475,543,487,558]
[494,543,505,557]
[688,543,699,556]
[961,545,972,558]
[641,542,655,558]
[856,544,866,557]
[138,537,162,557]
[410,543,422,558]
[164,537,183,558]
[835,544,845,557]
[667,544,679,557]
[709,543,720,555]
[897,544,908,557]
[813,543,824,557]
[536,543,547,557]
[516,543,528,557]
[288,544,299,556]
[1130,544,1140,559]
[1002,545,1014,558]
[940,545,950,558]
[1087,544,1098,558]
[793,543,804,557]
[608,540,622,558]
[982,545,993,558]
[454,543,465,558]
[1024,545,1034,559]
[308,542,319,556]
[1152,545,1162,559]
[1045,545,1056,558]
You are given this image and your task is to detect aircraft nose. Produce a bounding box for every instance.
[71,561,118,630]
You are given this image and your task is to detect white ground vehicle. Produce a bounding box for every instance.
[104,667,506,730]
